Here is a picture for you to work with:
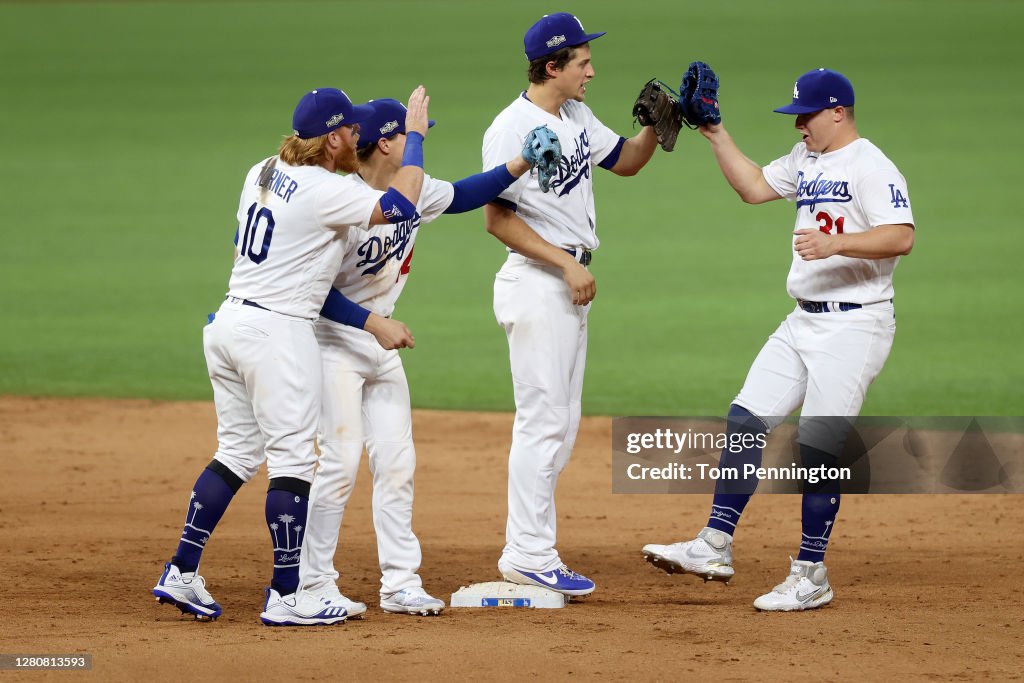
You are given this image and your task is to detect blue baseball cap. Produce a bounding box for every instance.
[524,12,605,61]
[356,98,436,151]
[774,68,855,115]
[292,88,374,139]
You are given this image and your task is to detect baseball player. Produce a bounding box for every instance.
[296,99,563,618]
[152,85,431,625]
[643,67,915,611]
[482,12,661,596]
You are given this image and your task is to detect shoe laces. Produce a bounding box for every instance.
[186,573,211,597]
[390,587,432,605]
[557,565,584,580]
[772,574,801,594]
[773,558,806,593]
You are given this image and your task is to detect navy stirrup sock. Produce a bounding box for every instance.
[171,461,244,573]
[707,404,767,535]
[797,444,841,563]
[265,477,311,596]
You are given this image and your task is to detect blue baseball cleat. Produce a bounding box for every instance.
[153,563,222,621]
[501,563,596,596]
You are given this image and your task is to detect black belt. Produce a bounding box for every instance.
[797,299,862,313]
[511,248,591,266]
[226,295,269,311]
[565,247,593,267]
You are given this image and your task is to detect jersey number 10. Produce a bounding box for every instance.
[240,203,276,264]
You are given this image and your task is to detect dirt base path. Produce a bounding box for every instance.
[1,397,1021,681]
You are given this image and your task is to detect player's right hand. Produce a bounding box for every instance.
[365,313,415,350]
[562,261,596,306]
[405,85,430,138]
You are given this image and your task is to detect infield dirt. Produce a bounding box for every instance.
[1,396,1021,681]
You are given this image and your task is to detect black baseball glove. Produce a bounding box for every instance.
[678,61,722,128]
[632,79,683,152]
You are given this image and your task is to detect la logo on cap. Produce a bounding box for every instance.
[793,84,800,99]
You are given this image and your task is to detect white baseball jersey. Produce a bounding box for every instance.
[482,93,623,250]
[303,174,454,600]
[763,138,915,303]
[227,157,384,319]
[317,173,454,324]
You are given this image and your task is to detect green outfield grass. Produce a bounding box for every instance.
[1,0,1021,416]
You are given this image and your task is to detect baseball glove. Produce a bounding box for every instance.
[678,61,722,128]
[522,125,562,193]
[632,79,682,152]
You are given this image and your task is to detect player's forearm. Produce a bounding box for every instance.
[369,131,426,225]
[834,224,915,259]
[484,204,576,269]
[506,156,531,178]
[388,166,425,210]
[445,164,519,214]
[703,125,776,204]
[611,127,658,176]
[320,287,371,328]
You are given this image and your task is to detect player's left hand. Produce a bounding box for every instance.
[793,229,840,261]
[404,85,430,138]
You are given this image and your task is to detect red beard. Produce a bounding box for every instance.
[334,137,359,173]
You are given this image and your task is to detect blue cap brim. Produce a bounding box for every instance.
[577,31,606,45]
[773,103,826,115]
[349,102,376,124]
[356,119,438,150]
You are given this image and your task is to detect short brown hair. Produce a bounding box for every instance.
[357,141,379,163]
[527,44,579,84]
[278,133,330,166]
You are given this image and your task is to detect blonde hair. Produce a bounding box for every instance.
[278,133,330,166]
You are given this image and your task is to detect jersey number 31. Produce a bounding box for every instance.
[240,202,276,264]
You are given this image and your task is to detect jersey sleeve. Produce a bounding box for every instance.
[416,174,456,223]
[584,106,625,168]
[762,143,803,200]
[234,163,262,244]
[317,175,385,232]
[482,125,529,207]
[857,166,915,229]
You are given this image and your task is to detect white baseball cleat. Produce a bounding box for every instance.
[320,586,367,619]
[753,558,834,612]
[380,587,445,616]
[260,588,348,626]
[642,527,735,582]
[152,563,222,621]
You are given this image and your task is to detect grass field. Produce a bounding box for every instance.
[1,0,1021,415]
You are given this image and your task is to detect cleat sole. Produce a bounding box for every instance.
[154,592,221,620]
[643,552,733,583]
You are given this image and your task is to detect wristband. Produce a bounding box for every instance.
[402,131,424,168]
[320,287,371,329]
